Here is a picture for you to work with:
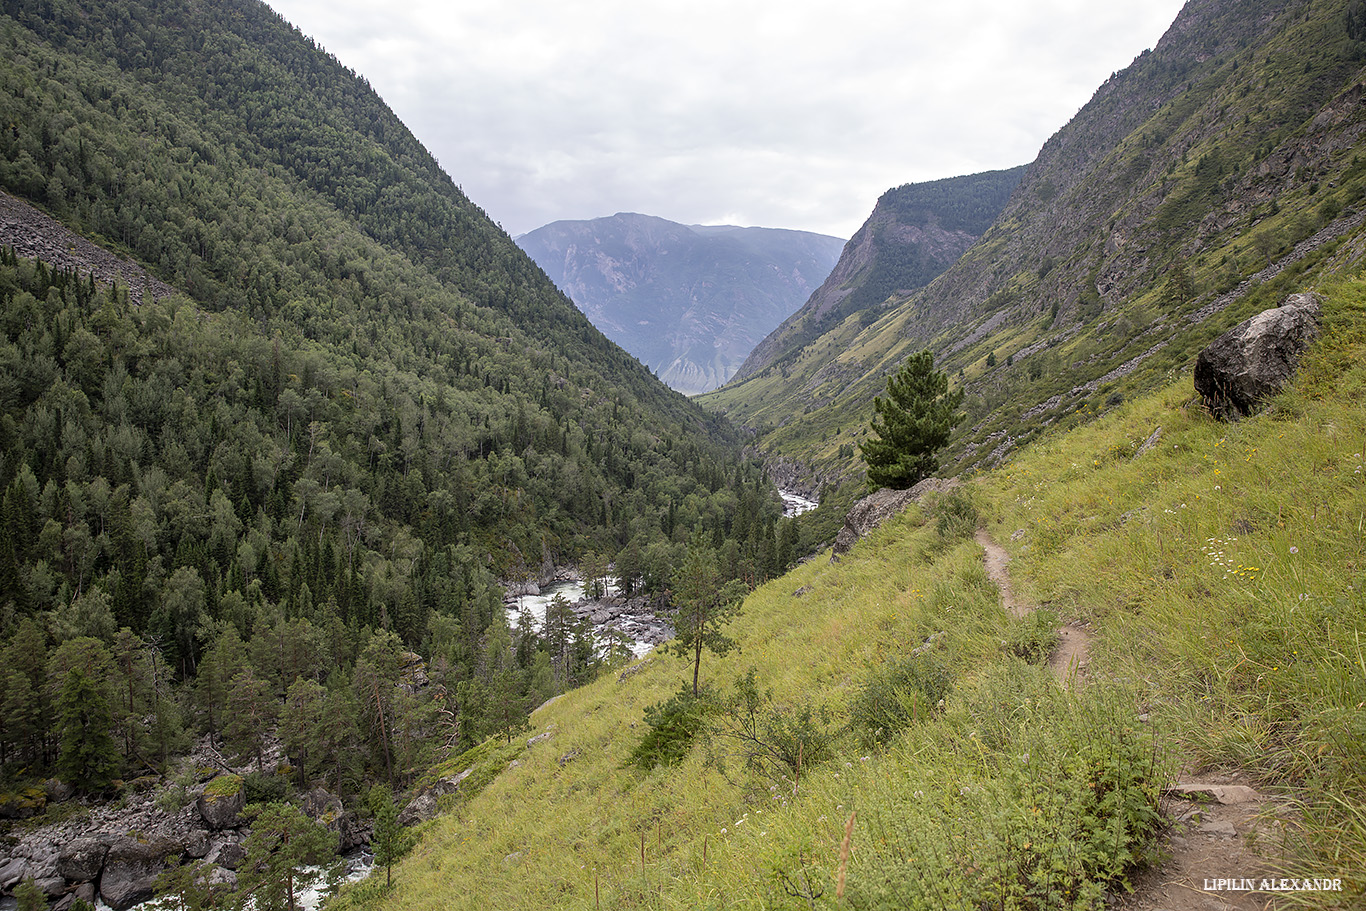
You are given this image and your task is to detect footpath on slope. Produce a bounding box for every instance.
[973,529,1292,911]
[974,528,1090,686]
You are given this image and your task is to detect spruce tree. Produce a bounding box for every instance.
[367,784,415,887]
[56,665,120,792]
[859,350,965,490]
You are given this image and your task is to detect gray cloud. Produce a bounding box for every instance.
[270,0,1185,238]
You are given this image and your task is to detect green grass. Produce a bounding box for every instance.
[340,281,1366,909]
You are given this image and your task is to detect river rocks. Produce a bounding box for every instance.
[35,875,67,896]
[185,828,211,859]
[0,857,28,891]
[571,594,673,652]
[1194,292,1322,420]
[0,737,375,906]
[196,773,246,830]
[56,837,109,883]
[302,787,366,852]
[832,478,962,560]
[208,839,246,871]
[303,786,344,821]
[52,883,97,911]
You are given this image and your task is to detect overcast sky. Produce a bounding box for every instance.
[266,0,1187,240]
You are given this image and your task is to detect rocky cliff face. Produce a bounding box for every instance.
[732,167,1024,382]
[517,213,844,395]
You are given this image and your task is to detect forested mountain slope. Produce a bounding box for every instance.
[517,214,843,396]
[0,0,793,800]
[703,0,1366,489]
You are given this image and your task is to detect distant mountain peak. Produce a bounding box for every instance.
[517,214,845,395]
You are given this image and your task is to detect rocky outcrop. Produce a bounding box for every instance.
[0,857,29,892]
[1194,293,1323,420]
[398,767,475,826]
[303,786,366,852]
[100,837,183,910]
[196,774,246,830]
[732,169,1022,383]
[55,838,109,884]
[0,731,378,905]
[832,478,962,560]
[0,786,47,819]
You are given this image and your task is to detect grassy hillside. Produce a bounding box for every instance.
[703,0,1366,489]
[338,283,1365,908]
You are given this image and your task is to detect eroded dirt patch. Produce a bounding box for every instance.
[1114,773,1291,911]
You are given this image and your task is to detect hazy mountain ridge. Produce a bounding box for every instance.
[703,0,1366,487]
[517,213,843,395]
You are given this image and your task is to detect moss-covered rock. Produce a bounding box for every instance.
[196,774,244,830]
[0,787,47,819]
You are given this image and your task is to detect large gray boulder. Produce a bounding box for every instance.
[0,856,28,891]
[1194,293,1322,420]
[302,786,365,852]
[195,774,245,830]
[98,837,181,910]
[207,839,246,871]
[56,837,110,883]
[832,478,961,560]
[398,767,475,826]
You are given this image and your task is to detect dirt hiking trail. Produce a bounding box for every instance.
[974,529,1291,910]
[974,528,1092,685]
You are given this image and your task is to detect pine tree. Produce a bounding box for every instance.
[281,677,325,788]
[859,350,965,490]
[13,877,46,911]
[234,802,336,911]
[669,534,747,696]
[223,669,277,771]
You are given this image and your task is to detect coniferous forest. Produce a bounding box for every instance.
[0,0,799,802]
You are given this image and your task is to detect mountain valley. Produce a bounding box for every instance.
[0,0,1364,909]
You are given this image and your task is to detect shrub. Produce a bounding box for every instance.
[843,667,1168,910]
[1007,609,1061,664]
[628,687,710,771]
[849,648,954,748]
[710,669,835,786]
[932,489,979,540]
[243,770,290,804]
